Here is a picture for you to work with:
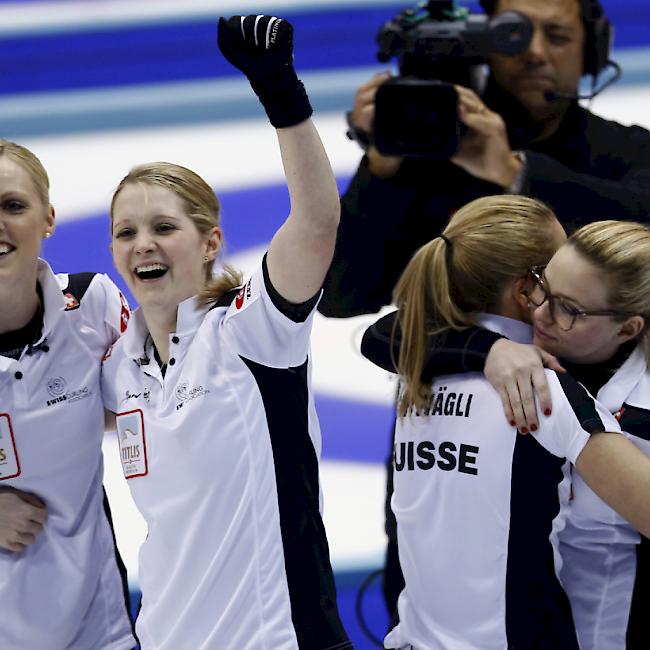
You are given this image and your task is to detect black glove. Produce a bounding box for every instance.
[217,15,312,128]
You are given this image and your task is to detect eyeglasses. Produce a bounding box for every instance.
[527,266,633,332]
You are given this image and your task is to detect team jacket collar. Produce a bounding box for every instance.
[121,294,209,362]
[476,313,533,344]
[37,258,68,339]
[175,294,210,335]
[596,344,647,413]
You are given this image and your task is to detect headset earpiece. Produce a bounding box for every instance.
[582,0,612,77]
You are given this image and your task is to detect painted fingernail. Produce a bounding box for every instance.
[520,427,529,434]
[509,420,516,427]
[544,408,552,416]
[530,424,538,432]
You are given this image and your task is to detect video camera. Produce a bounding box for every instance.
[372,0,533,159]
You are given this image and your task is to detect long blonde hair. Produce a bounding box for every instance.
[395,195,561,416]
[0,139,50,206]
[110,162,242,303]
[569,220,650,365]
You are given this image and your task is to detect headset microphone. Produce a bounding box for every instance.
[544,60,622,103]
[544,89,596,102]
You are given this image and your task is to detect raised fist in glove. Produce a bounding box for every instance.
[218,15,312,128]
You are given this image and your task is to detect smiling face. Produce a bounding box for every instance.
[0,155,54,298]
[111,182,221,314]
[531,244,640,364]
[489,0,585,124]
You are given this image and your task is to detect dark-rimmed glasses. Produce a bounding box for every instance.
[527,266,632,332]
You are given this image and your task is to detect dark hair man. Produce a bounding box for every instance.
[321,0,650,318]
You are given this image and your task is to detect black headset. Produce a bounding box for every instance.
[479,0,612,77]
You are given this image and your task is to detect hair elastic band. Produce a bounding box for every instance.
[440,234,452,248]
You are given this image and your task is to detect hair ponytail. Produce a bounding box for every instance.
[394,194,561,417]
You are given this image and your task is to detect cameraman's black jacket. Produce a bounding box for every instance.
[320,92,650,317]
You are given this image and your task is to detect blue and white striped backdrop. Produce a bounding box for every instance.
[3,1,649,646]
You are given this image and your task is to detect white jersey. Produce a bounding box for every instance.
[558,344,650,650]
[384,314,621,650]
[0,260,134,650]
[101,260,351,650]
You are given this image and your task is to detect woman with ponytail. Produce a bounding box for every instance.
[371,195,650,650]
[394,195,561,418]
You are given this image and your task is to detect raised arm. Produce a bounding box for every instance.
[218,15,339,303]
[266,117,339,303]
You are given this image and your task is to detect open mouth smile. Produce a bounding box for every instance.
[0,242,16,258]
[134,263,169,280]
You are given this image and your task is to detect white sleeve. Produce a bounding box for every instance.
[558,472,640,650]
[96,275,130,415]
[531,371,621,463]
[220,263,318,368]
[91,273,131,346]
[100,347,121,414]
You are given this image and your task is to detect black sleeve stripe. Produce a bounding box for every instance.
[63,272,97,302]
[360,311,399,374]
[102,488,138,640]
[557,373,607,435]
[618,404,650,441]
[261,254,319,324]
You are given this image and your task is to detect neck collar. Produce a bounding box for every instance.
[123,294,209,362]
[476,313,533,344]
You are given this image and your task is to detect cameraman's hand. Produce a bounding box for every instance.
[350,72,391,134]
[350,72,404,178]
[0,487,47,553]
[451,86,523,188]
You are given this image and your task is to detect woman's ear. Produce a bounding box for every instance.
[205,227,223,261]
[496,276,532,322]
[44,204,56,238]
[617,315,645,343]
[512,275,531,312]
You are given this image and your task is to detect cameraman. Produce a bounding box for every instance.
[319,0,650,623]
[320,0,650,319]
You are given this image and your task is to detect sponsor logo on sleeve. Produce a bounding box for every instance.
[63,293,80,311]
[119,292,130,333]
[235,280,252,310]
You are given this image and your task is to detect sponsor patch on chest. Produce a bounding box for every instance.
[115,409,148,479]
[44,376,92,407]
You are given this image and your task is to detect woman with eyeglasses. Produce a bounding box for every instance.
[460,221,650,650]
[361,201,650,650]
